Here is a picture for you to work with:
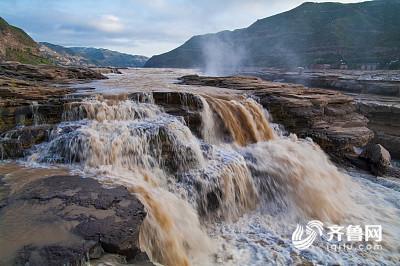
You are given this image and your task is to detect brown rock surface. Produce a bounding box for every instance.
[0,63,105,151]
[243,68,400,97]
[0,174,148,266]
[180,75,374,159]
[360,143,392,176]
[0,80,71,134]
[0,62,105,82]
[0,125,53,159]
[355,96,400,159]
[128,91,204,137]
[90,67,123,75]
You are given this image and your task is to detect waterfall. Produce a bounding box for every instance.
[240,136,352,222]
[201,94,275,145]
[62,97,161,122]
[25,92,398,265]
[30,101,44,125]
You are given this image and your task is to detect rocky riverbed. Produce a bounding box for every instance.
[354,94,400,160]
[180,75,374,160]
[0,66,399,265]
[241,68,400,97]
[236,68,400,161]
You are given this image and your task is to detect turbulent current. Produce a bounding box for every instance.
[5,70,400,265]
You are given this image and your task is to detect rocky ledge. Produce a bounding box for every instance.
[355,95,400,160]
[0,62,106,157]
[90,67,123,75]
[128,91,204,137]
[0,174,151,265]
[0,62,105,82]
[180,75,374,162]
[242,68,400,97]
[238,69,400,160]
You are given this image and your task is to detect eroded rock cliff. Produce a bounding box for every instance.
[180,75,374,160]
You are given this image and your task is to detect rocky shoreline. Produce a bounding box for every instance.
[180,75,373,159]
[241,68,400,97]
[1,64,399,168]
[355,95,400,159]
[0,62,106,159]
[1,64,400,265]
[237,68,400,161]
[179,75,400,177]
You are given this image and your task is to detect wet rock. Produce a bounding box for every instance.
[357,99,400,159]
[244,68,400,97]
[0,125,54,159]
[180,75,374,160]
[0,93,68,134]
[90,67,122,75]
[0,175,9,207]
[0,62,106,82]
[1,124,53,146]
[0,175,147,265]
[128,252,155,266]
[128,91,204,137]
[74,216,143,258]
[36,117,203,174]
[14,244,92,266]
[0,62,105,134]
[0,62,106,159]
[0,138,23,159]
[360,144,392,176]
[88,243,104,259]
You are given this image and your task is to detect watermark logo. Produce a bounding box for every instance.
[292,220,324,250]
[292,221,383,251]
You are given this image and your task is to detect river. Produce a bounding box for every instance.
[1,68,399,265]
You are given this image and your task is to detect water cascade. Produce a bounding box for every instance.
[201,95,275,145]
[24,92,399,265]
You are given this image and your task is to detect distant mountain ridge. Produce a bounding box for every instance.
[0,17,148,67]
[145,0,400,70]
[40,42,148,67]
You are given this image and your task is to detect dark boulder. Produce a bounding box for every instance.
[0,125,54,159]
[360,143,392,176]
[0,175,148,265]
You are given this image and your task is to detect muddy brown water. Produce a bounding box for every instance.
[0,69,399,265]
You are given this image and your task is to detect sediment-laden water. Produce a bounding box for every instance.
[2,69,400,265]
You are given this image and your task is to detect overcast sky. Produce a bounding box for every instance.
[0,0,365,57]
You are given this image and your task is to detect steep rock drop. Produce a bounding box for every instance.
[20,93,400,265]
[200,95,275,145]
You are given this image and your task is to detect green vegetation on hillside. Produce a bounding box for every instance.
[5,48,52,65]
[0,18,36,47]
[0,17,52,65]
[1,17,147,67]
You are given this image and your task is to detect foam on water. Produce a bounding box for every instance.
[15,77,400,266]
[209,169,400,265]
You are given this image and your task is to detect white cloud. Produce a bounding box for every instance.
[1,0,368,56]
[91,14,124,33]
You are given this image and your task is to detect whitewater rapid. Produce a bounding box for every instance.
[6,69,400,265]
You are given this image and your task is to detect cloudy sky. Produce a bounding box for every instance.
[0,0,364,57]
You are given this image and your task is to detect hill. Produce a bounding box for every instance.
[145,0,400,71]
[0,17,51,64]
[0,17,148,67]
[40,43,148,67]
